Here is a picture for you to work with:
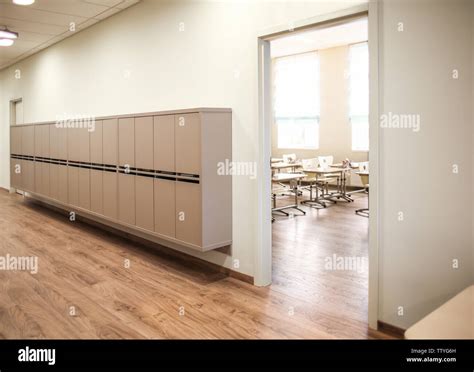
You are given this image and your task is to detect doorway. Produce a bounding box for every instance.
[256,3,380,330]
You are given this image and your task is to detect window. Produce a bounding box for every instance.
[273,52,320,149]
[349,42,369,152]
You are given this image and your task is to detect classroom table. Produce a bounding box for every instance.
[328,164,358,202]
[300,167,344,207]
[272,173,307,216]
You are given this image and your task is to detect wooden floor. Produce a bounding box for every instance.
[0,189,392,339]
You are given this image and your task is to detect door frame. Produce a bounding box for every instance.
[255,1,381,330]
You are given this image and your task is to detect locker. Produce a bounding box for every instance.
[90,121,103,164]
[41,163,50,197]
[135,117,153,170]
[41,125,50,158]
[103,119,118,166]
[154,178,175,238]
[58,165,68,204]
[10,160,22,189]
[57,126,68,160]
[78,168,90,210]
[78,127,90,163]
[34,162,42,194]
[50,163,59,200]
[68,166,79,206]
[135,175,154,231]
[67,128,80,161]
[153,115,175,172]
[34,127,42,158]
[50,125,59,159]
[118,173,135,225]
[175,181,202,246]
[118,118,134,167]
[10,126,22,155]
[175,114,201,175]
[90,169,103,215]
[23,160,35,192]
[103,171,118,219]
[22,126,35,157]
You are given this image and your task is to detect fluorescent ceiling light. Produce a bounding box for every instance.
[0,29,18,39]
[12,0,35,5]
[0,38,14,47]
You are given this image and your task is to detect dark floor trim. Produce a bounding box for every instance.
[377,321,405,339]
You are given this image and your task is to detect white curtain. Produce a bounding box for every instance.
[349,42,369,151]
[273,52,320,149]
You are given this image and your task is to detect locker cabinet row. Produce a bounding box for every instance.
[10,108,232,251]
[10,113,201,174]
[10,160,202,247]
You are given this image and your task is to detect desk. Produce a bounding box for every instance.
[272,173,306,216]
[329,164,357,202]
[271,161,302,173]
[300,167,342,208]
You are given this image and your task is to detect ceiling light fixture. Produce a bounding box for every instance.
[12,0,35,5]
[0,28,19,39]
[0,38,15,47]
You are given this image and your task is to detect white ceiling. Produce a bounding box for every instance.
[271,17,368,58]
[0,0,140,70]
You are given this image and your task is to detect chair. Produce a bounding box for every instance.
[317,155,340,194]
[355,161,369,217]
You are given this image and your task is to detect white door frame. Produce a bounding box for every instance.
[256,1,381,330]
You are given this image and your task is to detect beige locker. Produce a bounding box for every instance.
[175,181,202,246]
[90,121,103,164]
[10,127,22,155]
[34,162,42,194]
[154,178,175,238]
[41,125,50,158]
[67,128,80,161]
[22,126,35,157]
[90,169,103,215]
[68,166,79,207]
[57,126,68,160]
[78,168,90,210]
[50,125,59,159]
[118,118,134,167]
[103,171,118,219]
[34,127,42,158]
[135,117,153,170]
[103,119,118,166]
[58,165,68,204]
[50,163,59,200]
[23,160,35,192]
[175,114,201,175]
[118,173,135,225]
[41,163,50,197]
[78,127,90,163]
[135,175,154,231]
[153,115,175,172]
[10,160,22,189]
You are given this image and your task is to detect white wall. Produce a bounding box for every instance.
[0,0,366,278]
[379,0,473,328]
[0,0,473,330]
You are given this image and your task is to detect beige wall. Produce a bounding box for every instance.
[271,45,368,185]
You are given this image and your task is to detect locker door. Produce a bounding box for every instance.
[58,165,68,204]
[175,114,201,175]
[154,178,175,238]
[153,115,175,172]
[90,121,103,164]
[67,128,80,161]
[118,173,135,225]
[78,168,90,210]
[10,126,22,155]
[57,126,68,161]
[68,166,79,206]
[41,163,50,197]
[50,124,59,159]
[22,126,35,157]
[34,161,42,194]
[10,160,22,189]
[41,125,50,158]
[90,169,103,215]
[23,160,35,192]
[78,127,90,163]
[118,118,134,168]
[135,175,154,231]
[103,119,118,166]
[135,117,153,170]
[103,171,118,219]
[34,126,42,158]
[175,181,202,246]
[50,163,59,200]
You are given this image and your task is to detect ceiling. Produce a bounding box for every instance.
[271,17,368,58]
[0,0,140,70]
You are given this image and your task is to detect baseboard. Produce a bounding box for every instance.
[377,320,406,339]
[23,195,254,285]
